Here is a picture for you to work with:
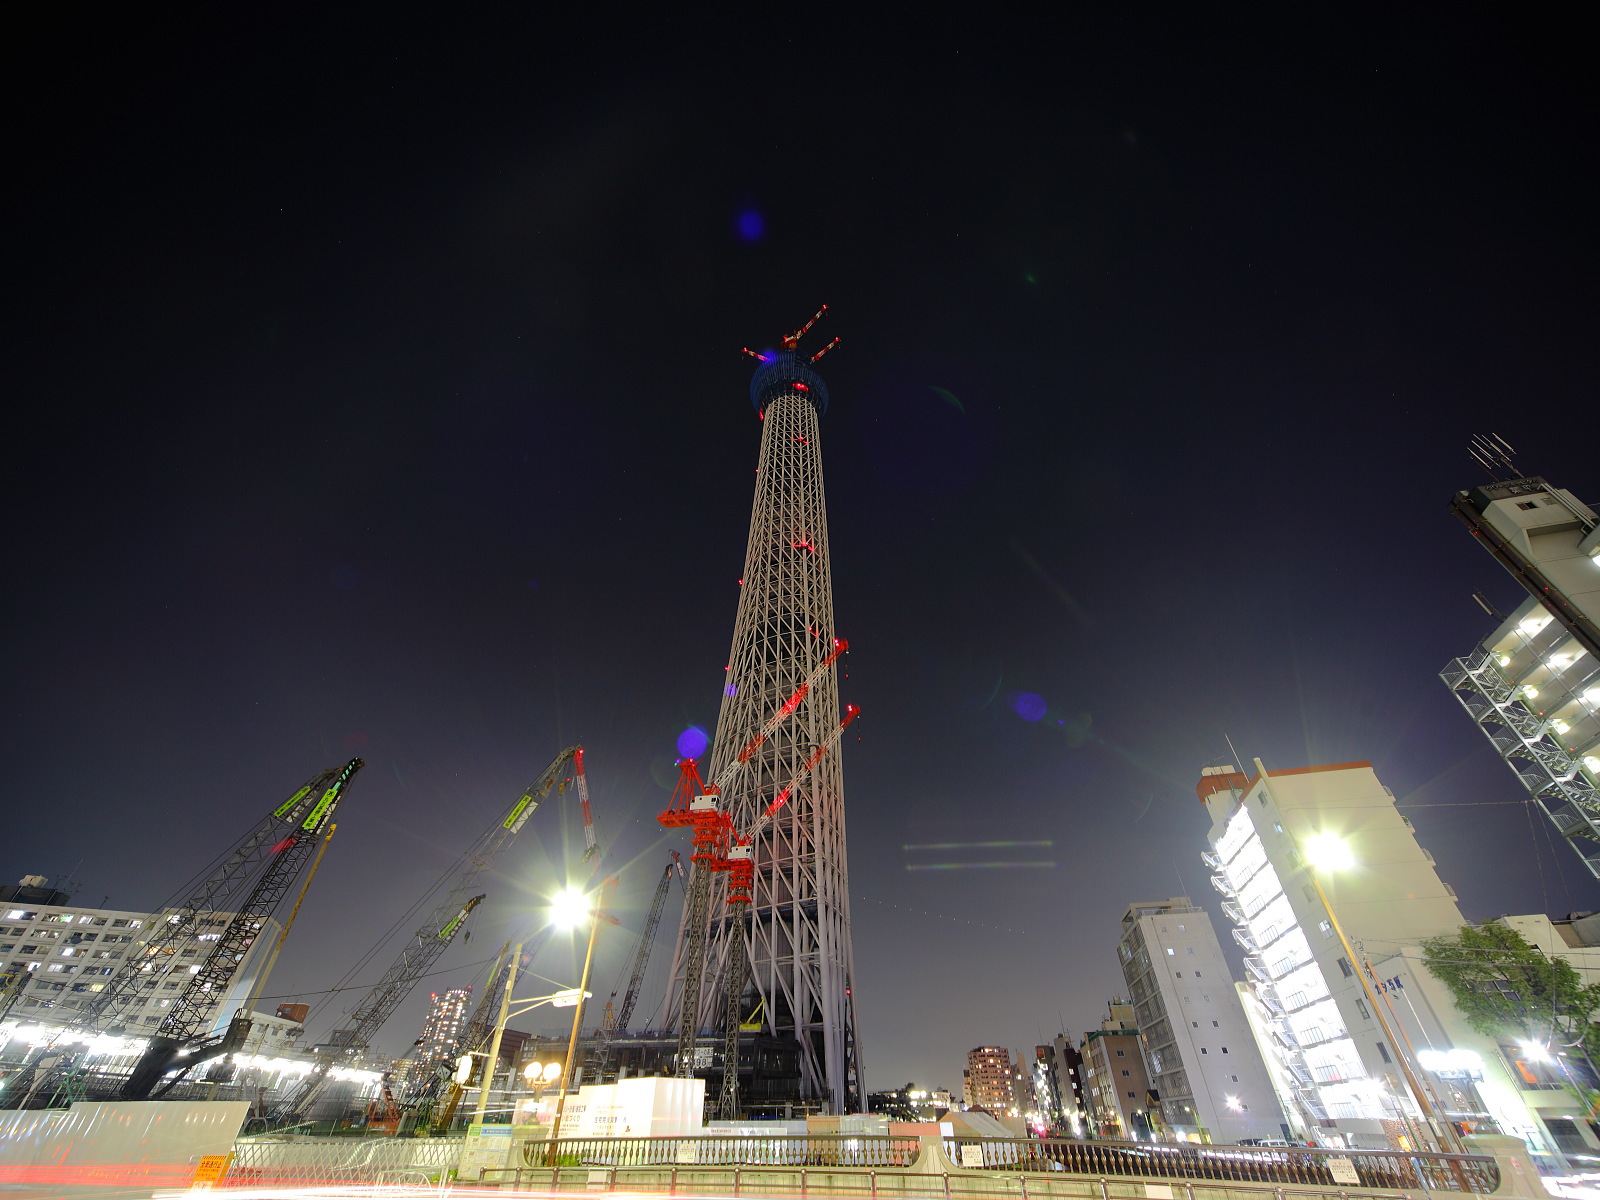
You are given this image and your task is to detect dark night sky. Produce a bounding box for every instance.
[4,7,1597,1093]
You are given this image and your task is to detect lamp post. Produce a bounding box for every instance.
[545,877,615,1159]
[1293,825,1457,1153]
[469,939,589,1131]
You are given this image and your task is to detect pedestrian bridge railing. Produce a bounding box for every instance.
[471,1135,1503,1197]
[942,1138,1499,1193]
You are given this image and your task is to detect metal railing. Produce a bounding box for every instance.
[527,1134,924,1167]
[216,1135,463,1189]
[942,1138,1499,1194]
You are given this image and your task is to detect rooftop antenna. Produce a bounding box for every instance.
[1472,592,1505,620]
[742,304,840,363]
[1468,432,1519,481]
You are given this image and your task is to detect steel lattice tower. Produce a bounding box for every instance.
[662,313,861,1113]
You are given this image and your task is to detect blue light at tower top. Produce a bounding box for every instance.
[750,349,831,417]
[743,305,839,417]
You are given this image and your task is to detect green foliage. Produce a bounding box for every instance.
[1420,923,1600,1062]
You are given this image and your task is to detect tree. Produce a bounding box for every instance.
[1420,923,1600,1068]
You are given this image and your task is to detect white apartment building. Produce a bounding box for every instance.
[1200,760,1599,1157]
[0,883,276,1037]
[1443,594,1600,878]
[1117,898,1284,1143]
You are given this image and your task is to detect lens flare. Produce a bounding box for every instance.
[736,210,765,241]
[1011,692,1047,721]
[677,725,710,759]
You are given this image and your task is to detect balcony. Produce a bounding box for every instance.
[1232,927,1258,952]
[1219,898,1244,925]
[1209,873,1236,899]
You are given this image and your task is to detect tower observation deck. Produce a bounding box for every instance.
[662,309,861,1113]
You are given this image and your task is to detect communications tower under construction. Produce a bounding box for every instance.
[661,308,862,1113]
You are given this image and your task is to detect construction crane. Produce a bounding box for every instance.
[0,759,366,1108]
[609,851,684,1034]
[717,706,858,1118]
[276,746,599,1122]
[658,639,847,1081]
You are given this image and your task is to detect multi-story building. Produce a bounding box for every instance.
[0,878,274,1035]
[1444,467,1599,882]
[1080,1000,1151,1139]
[1198,759,1600,1155]
[1117,898,1284,1142]
[1029,1044,1066,1134]
[411,986,472,1080]
[1051,1034,1087,1134]
[962,1046,1017,1115]
[1442,594,1600,880]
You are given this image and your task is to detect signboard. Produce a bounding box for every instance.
[190,1154,232,1191]
[1326,1157,1360,1185]
[1144,1187,1173,1200]
[459,1123,514,1177]
[960,1145,985,1168]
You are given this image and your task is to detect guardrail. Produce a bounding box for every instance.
[217,1135,462,1189]
[479,1164,1420,1200]
[213,1132,1504,1196]
[472,1135,1498,1195]
[942,1138,1499,1193]
[530,1135,924,1167]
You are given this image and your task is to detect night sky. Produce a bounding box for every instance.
[5,8,1597,1096]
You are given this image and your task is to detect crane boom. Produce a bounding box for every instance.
[659,639,848,1084]
[614,855,676,1032]
[719,706,857,1117]
[82,760,363,1038]
[279,746,595,1120]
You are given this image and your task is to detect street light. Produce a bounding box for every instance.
[469,953,592,1132]
[549,888,592,931]
[1283,807,1457,1153]
[547,878,616,1159]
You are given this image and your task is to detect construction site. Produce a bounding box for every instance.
[0,309,863,1136]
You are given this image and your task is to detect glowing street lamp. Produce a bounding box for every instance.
[1282,798,1456,1153]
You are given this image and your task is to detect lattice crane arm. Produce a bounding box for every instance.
[278,745,595,1120]
[742,705,860,845]
[106,758,365,1100]
[614,855,677,1033]
[706,638,847,795]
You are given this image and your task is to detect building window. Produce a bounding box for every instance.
[1201,1048,1207,1054]
[1195,971,1202,977]
[1116,1050,1125,1057]
[1222,1048,1228,1054]
[1231,1075,1238,1082]
[1192,1021,1199,1028]
[1377,1042,1392,1063]
[1121,1069,1130,1077]
[1356,999,1370,1020]
[1337,957,1354,977]
[1212,1021,1219,1027]
[1319,919,1334,939]
[1127,1091,1136,1098]
[1166,948,1175,956]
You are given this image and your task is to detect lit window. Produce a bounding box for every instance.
[1166,948,1175,956]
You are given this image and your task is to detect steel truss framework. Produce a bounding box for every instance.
[662,351,861,1113]
[1442,648,1600,879]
